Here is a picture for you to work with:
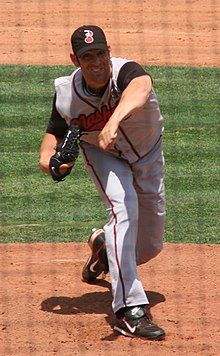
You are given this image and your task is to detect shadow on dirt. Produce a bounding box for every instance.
[41,284,165,340]
[41,278,112,315]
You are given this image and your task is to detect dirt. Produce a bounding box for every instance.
[0,1,219,355]
[1,0,219,67]
[0,243,219,355]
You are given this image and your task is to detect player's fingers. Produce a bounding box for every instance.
[39,161,50,175]
[99,134,117,150]
[59,162,74,173]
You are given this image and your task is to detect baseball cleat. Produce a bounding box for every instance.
[82,228,109,283]
[114,306,165,340]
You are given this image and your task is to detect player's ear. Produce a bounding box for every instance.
[70,53,79,67]
[107,46,111,58]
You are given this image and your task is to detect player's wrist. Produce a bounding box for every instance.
[108,114,122,127]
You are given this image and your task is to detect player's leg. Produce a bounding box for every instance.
[80,142,149,312]
[132,137,165,265]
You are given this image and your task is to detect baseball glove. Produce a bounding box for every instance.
[49,123,81,182]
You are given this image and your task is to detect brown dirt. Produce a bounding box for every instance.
[1,0,219,66]
[0,243,219,355]
[0,1,219,355]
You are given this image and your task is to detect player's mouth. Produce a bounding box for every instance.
[91,67,105,75]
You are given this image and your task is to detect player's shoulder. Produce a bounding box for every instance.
[111,56,145,72]
[111,57,146,81]
[111,56,133,67]
[55,68,80,87]
[111,57,134,78]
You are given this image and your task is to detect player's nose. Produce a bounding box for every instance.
[92,54,102,66]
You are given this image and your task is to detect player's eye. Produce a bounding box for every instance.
[81,53,92,61]
[97,50,107,57]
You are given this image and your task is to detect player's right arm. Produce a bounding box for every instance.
[99,61,152,150]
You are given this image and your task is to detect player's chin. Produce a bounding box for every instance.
[95,78,108,87]
[91,72,109,85]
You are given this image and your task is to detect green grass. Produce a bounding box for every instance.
[0,65,219,243]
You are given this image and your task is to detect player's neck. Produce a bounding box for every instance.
[83,78,109,97]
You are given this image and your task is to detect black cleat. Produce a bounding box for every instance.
[114,306,165,340]
[82,229,109,283]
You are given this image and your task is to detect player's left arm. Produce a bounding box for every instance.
[99,74,152,150]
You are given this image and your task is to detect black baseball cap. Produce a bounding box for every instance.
[71,25,108,57]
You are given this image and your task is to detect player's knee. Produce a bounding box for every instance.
[117,200,138,224]
[137,242,163,265]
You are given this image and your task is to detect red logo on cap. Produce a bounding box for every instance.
[84,30,94,43]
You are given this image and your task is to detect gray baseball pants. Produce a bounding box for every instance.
[81,138,165,313]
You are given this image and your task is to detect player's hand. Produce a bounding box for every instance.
[49,124,81,182]
[59,162,75,173]
[39,160,74,176]
[98,120,118,150]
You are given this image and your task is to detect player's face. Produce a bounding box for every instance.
[78,49,111,89]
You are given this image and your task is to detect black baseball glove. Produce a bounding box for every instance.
[49,124,81,182]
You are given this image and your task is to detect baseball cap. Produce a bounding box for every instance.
[71,25,108,57]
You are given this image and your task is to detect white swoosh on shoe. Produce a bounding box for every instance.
[131,307,141,316]
[124,321,136,334]
[90,260,99,272]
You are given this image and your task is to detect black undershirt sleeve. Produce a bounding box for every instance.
[46,93,68,138]
[117,61,152,91]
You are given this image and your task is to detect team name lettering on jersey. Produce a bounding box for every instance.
[72,104,117,131]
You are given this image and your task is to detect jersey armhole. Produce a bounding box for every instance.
[117,61,152,91]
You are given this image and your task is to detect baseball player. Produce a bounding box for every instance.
[39,25,166,340]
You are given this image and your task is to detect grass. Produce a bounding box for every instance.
[0,64,219,243]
